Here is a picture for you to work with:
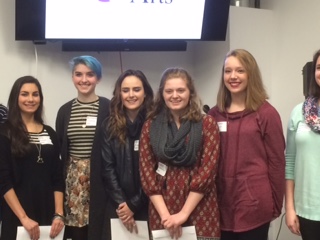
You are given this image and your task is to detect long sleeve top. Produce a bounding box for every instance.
[208,101,285,232]
[286,102,320,221]
[0,125,64,240]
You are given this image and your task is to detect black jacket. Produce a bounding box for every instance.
[101,118,148,219]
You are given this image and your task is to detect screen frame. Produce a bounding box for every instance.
[15,0,230,44]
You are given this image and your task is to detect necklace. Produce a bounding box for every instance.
[35,144,44,163]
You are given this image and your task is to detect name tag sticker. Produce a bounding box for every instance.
[156,162,168,177]
[38,136,53,145]
[134,140,139,151]
[297,122,311,133]
[217,121,227,132]
[86,116,97,126]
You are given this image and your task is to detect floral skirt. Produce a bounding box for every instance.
[64,156,90,227]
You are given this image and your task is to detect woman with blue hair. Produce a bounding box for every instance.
[56,55,110,240]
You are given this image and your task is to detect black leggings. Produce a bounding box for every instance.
[63,225,88,240]
[298,216,320,240]
[221,222,270,240]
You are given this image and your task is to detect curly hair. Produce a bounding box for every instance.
[149,67,202,122]
[107,70,154,144]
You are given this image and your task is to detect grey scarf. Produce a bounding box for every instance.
[150,110,202,167]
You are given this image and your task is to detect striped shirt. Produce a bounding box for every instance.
[67,99,99,159]
[0,104,8,124]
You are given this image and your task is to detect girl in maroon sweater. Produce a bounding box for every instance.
[209,49,285,240]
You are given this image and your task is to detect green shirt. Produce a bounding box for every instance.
[286,102,320,220]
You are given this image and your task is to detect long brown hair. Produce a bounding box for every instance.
[216,49,268,112]
[308,49,320,98]
[107,69,154,144]
[6,76,44,157]
[149,67,202,122]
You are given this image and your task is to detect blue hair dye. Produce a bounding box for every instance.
[69,55,102,80]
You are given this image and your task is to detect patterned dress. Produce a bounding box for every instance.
[139,115,220,240]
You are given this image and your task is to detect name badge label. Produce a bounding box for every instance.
[156,162,168,176]
[38,136,53,145]
[134,140,139,151]
[86,116,97,126]
[217,121,227,132]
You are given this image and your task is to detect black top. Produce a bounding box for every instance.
[0,125,64,240]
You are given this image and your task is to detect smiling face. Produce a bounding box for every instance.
[18,83,40,116]
[121,75,145,116]
[72,63,99,99]
[223,56,248,97]
[163,77,190,117]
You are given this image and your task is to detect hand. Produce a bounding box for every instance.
[162,212,188,239]
[285,209,301,236]
[164,225,182,240]
[117,202,134,223]
[162,211,188,229]
[50,217,65,238]
[122,217,138,234]
[20,216,40,240]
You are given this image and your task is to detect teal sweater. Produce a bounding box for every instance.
[286,102,320,220]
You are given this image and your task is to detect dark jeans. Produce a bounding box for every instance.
[63,225,88,240]
[298,216,320,240]
[221,222,270,240]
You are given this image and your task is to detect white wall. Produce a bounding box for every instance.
[268,0,320,125]
[193,40,229,108]
[2,1,320,239]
